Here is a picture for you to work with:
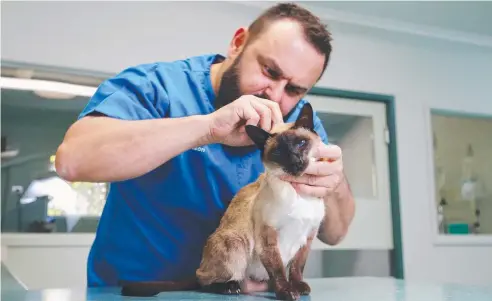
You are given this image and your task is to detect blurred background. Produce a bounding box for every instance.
[1,0,491,291]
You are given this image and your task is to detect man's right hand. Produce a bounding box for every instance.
[206,95,284,147]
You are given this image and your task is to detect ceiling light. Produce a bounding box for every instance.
[0,76,97,98]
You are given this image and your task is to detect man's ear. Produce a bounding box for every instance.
[228,27,249,57]
[294,102,315,131]
[245,125,271,150]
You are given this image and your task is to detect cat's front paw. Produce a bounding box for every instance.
[223,281,242,294]
[291,280,311,295]
[275,285,300,301]
[203,281,242,295]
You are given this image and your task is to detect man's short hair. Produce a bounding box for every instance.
[247,2,333,80]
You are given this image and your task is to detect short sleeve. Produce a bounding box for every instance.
[313,113,329,145]
[78,64,169,121]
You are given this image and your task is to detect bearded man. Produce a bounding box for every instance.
[55,2,355,290]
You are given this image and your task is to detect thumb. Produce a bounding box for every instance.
[313,143,342,161]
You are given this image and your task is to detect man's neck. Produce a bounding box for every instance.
[210,59,225,96]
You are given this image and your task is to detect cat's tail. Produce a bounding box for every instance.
[119,279,200,296]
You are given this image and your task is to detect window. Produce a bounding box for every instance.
[1,63,107,233]
[430,110,492,237]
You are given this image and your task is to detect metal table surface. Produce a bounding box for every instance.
[2,277,492,301]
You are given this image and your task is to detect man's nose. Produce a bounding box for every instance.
[266,81,287,103]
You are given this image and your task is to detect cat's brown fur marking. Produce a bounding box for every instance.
[258,224,300,301]
[195,175,264,286]
[288,230,316,295]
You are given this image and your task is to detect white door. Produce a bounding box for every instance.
[305,94,393,251]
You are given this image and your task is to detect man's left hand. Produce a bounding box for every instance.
[281,142,344,198]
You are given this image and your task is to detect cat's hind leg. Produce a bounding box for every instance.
[196,230,252,294]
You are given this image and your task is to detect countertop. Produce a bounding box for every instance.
[2,277,492,301]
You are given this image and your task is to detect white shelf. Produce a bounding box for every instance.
[1,150,19,159]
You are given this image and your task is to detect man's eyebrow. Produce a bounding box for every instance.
[287,83,308,93]
[261,55,309,92]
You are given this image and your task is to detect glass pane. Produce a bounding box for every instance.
[317,112,378,200]
[432,111,492,235]
[1,86,106,234]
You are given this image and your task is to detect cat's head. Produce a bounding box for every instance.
[245,102,320,177]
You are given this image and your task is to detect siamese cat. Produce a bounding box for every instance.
[121,102,327,301]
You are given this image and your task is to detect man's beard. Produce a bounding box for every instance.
[214,52,270,153]
[214,52,268,110]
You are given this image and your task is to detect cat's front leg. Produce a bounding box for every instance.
[288,230,317,296]
[258,225,300,301]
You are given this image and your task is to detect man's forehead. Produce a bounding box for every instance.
[250,20,325,86]
[257,54,308,91]
[254,48,323,90]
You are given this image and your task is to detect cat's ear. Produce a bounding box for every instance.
[294,102,315,131]
[245,125,272,150]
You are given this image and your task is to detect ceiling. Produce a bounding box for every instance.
[302,1,492,37]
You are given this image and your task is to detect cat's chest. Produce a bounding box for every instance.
[259,187,326,230]
[254,187,325,267]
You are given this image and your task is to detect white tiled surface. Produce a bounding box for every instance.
[2,277,492,301]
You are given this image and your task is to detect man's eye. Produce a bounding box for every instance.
[264,66,279,78]
[285,85,299,95]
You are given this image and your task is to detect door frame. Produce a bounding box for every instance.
[307,86,404,280]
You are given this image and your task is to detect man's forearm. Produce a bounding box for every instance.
[55,114,212,183]
[318,173,355,245]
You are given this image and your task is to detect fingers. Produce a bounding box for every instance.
[235,95,284,132]
[302,159,343,177]
[282,173,340,189]
[248,96,284,132]
[291,183,327,198]
[303,144,343,176]
[312,143,342,161]
[255,97,283,125]
[250,101,273,132]
[238,102,261,128]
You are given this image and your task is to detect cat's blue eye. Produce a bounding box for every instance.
[297,139,306,148]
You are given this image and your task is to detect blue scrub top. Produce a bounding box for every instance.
[79,53,329,286]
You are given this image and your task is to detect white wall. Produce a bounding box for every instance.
[2,1,492,287]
